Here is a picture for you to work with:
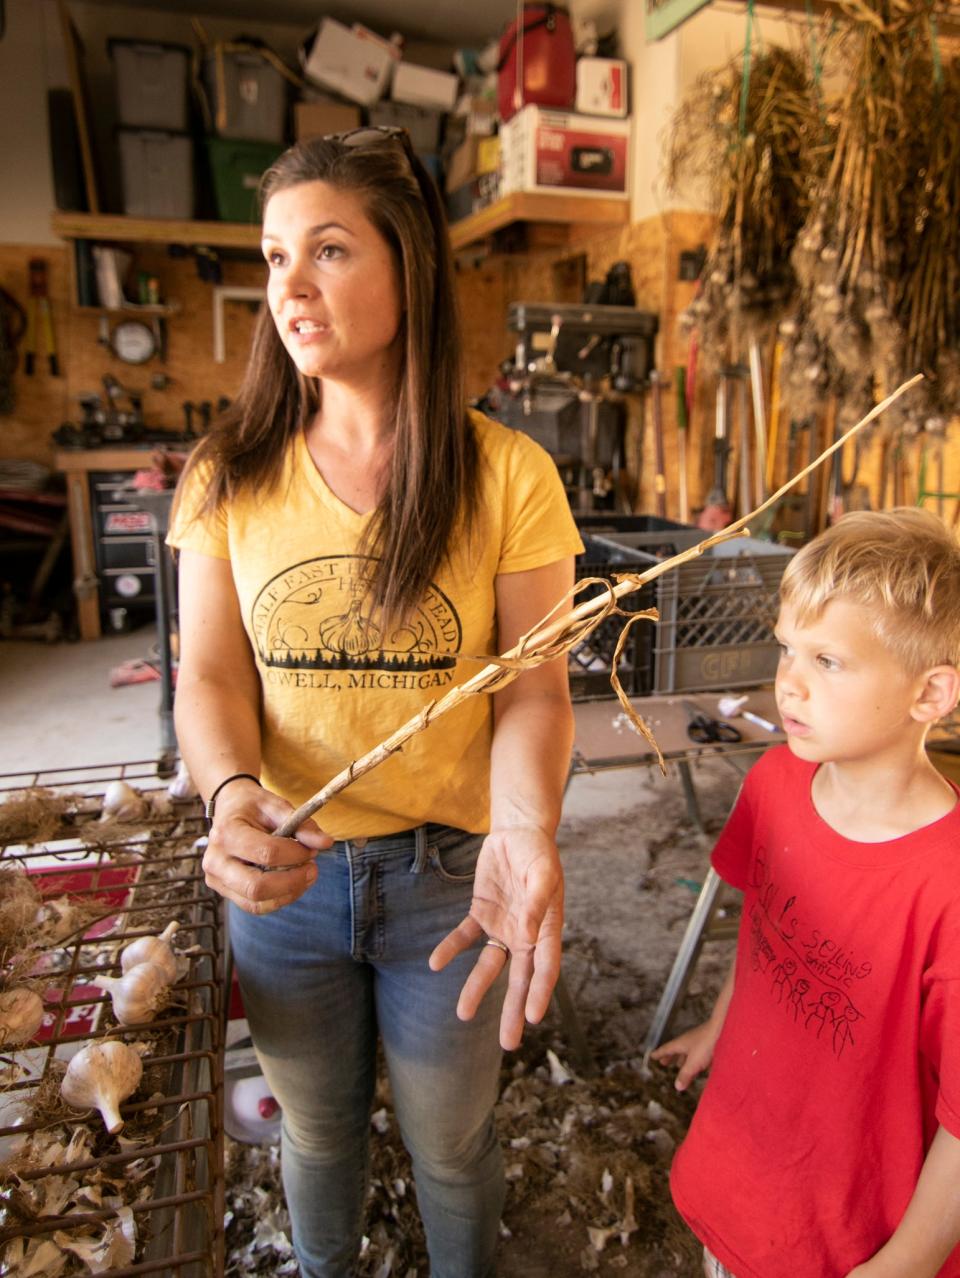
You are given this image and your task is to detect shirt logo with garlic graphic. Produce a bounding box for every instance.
[251,555,462,675]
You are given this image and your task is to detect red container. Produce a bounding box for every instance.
[497,3,576,123]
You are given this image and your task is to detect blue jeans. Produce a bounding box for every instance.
[228,824,506,1278]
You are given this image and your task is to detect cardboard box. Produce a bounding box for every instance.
[392,62,459,112]
[500,105,630,198]
[575,57,629,118]
[301,18,397,106]
[446,170,501,224]
[444,135,500,193]
[294,100,362,140]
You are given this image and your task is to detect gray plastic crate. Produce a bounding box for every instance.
[204,49,287,143]
[569,536,659,700]
[110,40,190,131]
[118,129,194,219]
[650,537,793,693]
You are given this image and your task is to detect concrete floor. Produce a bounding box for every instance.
[0,623,646,821]
[0,623,166,779]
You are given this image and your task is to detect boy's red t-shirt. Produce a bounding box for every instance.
[670,746,960,1278]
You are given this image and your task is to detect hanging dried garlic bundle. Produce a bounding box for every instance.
[666,44,823,364]
[781,1,960,435]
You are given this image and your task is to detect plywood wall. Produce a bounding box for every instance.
[5,220,958,533]
[0,241,265,469]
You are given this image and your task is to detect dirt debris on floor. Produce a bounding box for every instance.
[223,757,744,1277]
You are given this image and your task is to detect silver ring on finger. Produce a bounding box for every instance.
[485,937,509,956]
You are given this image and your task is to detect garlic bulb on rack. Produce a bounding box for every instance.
[61,1040,143,1134]
[96,960,170,1025]
[120,921,180,984]
[0,987,44,1046]
[100,780,147,822]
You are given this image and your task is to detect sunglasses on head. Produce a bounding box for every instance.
[326,125,416,160]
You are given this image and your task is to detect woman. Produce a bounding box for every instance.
[169,128,581,1277]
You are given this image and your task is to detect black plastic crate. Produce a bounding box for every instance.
[650,538,794,693]
[570,536,659,700]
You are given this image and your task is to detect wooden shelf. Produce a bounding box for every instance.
[448,192,630,251]
[54,197,630,258]
[51,211,261,250]
[75,302,181,317]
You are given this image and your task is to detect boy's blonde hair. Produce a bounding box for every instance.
[779,507,960,673]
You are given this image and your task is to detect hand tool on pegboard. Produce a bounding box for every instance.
[748,337,769,504]
[697,368,734,530]
[0,286,27,414]
[674,365,690,523]
[24,258,59,376]
[648,369,667,518]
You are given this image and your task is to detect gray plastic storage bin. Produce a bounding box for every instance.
[110,40,190,131]
[204,49,287,143]
[118,129,194,219]
[368,100,443,153]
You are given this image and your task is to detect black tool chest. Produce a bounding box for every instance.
[90,469,161,627]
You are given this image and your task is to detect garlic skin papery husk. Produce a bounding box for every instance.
[96,960,170,1025]
[100,780,147,822]
[120,921,179,984]
[61,1040,143,1134]
[0,987,45,1046]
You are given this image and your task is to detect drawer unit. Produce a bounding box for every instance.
[90,471,163,628]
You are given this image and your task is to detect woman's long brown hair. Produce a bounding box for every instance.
[177,134,478,623]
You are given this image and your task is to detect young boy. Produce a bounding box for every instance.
[652,507,960,1278]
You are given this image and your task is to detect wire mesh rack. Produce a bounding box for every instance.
[0,761,224,1278]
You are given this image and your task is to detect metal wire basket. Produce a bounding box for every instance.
[0,762,224,1278]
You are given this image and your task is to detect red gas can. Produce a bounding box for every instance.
[497,4,576,123]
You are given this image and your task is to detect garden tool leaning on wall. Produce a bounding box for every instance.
[24,258,59,377]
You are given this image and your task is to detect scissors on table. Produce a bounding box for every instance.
[682,700,742,744]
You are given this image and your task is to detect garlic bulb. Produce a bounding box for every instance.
[0,987,44,1047]
[121,921,179,984]
[167,762,198,800]
[100,780,147,822]
[61,1040,143,1134]
[97,960,170,1025]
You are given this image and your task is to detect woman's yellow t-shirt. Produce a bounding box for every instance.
[168,411,583,839]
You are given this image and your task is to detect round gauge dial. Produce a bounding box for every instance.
[111,320,157,364]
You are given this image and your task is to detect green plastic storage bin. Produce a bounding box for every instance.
[205,137,283,222]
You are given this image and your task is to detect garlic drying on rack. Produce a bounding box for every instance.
[0,987,44,1046]
[100,780,147,822]
[120,921,180,984]
[97,960,170,1025]
[61,1040,143,1134]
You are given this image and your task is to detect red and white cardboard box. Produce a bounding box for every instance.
[301,18,398,106]
[500,105,631,198]
[575,57,628,118]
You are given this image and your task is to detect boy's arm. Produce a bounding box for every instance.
[650,957,736,1090]
[846,1125,960,1278]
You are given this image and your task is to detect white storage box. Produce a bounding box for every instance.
[110,40,190,131]
[301,18,397,106]
[500,106,630,198]
[118,128,193,219]
[392,62,459,112]
[575,57,629,118]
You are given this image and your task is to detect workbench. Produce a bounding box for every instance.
[571,687,784,830]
